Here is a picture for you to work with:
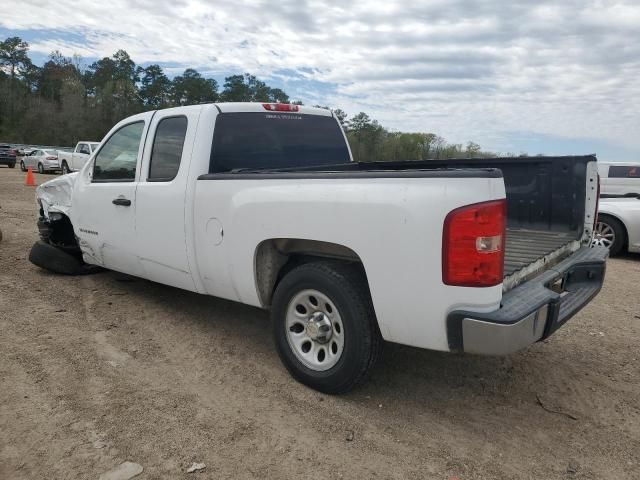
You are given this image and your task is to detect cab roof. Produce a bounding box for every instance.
[214,102,333,117]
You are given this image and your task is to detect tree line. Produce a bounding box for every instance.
[0,36,494,160]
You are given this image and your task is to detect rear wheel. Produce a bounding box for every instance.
[8,162,15,168]
[61,161,70,174]
[37,163,44,174]
[271,261,382,394]
[593,215,626,256]
[20,160,26,172]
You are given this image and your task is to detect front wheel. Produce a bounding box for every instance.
[8,162,15,168]
[37,163,44,174]
[271,261,382,394]
[61,161,70,174]
[20,160,26,172]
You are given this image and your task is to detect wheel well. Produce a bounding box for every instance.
[598,213,629,247]
[254,239,366,306]
[43,213,82,258]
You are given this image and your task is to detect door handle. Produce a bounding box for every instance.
[112,198,131,206]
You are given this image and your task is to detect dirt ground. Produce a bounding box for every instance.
[0,166,639,480]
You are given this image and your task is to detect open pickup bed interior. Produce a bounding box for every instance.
[423,156,593,289]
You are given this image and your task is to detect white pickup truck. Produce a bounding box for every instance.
[30,103,608,393]
[58,141,100,174]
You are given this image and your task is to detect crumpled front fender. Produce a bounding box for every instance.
[36,173,78,219]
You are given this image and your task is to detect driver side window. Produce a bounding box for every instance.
[93,122,144,182]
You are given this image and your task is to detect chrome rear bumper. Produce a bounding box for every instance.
[447,246,608,355]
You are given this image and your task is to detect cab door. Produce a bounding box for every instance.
[72,112,154,276]
[134,106,201,291]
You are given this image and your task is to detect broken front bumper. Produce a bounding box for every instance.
[447,246,608,355]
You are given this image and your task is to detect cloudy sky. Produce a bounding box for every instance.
[2,0,639,160]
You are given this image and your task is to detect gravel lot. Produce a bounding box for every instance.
[1,167,639,479]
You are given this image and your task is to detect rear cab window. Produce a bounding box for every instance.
[210,112,350,173]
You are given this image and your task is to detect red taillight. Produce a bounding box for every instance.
[442,199,506,287]
[46,156,57,160]
[262,103,299,112]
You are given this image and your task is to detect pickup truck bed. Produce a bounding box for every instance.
[226,154,597,291]
[504,229,577,278]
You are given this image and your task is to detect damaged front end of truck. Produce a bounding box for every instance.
[30,174,100,275]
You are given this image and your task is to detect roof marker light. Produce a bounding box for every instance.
[262,103,299,112]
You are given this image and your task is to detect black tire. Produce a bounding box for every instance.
[37,163,44,174]
[596,215,626,256]
[29,240,101,275]
[271,261,382,394]
[8,162,15,168]
[20,160,26,172]
[61,161,70,174]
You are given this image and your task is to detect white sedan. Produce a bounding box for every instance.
[20,149,61,174]
[593,195,640,255]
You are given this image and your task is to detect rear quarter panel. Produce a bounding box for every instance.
[193,176,506,351]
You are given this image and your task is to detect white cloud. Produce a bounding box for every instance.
[2,0,639,155]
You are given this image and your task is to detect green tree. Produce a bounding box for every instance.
[347,112,385,162]
[269,88,290,103]
[38,51,81,102]
[220,74,251,101]
[221,73,289,103]
[138,64,172,108]
[0,36,32,121]
[0,37,30,81]
[332,108,348,128]
[465,141,482,157]
[85,49,141,128]
[172,68,218,105]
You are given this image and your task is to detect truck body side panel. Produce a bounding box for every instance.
[193,176,506,351]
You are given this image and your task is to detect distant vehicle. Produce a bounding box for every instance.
[29,103,608,394]
[17,147,35,157]
[0,144,17,168]
[57,141,100,174]
[20,149,61,174]
[16,147,35,165]
[593,194,640,256]
[598,162,640,196]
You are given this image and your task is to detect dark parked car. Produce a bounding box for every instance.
[0,144,17,168]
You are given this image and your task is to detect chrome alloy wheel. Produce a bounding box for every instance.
[285,289,344,371]
[592,221,615,249]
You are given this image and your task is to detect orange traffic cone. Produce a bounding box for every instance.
[25,167,36,187]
